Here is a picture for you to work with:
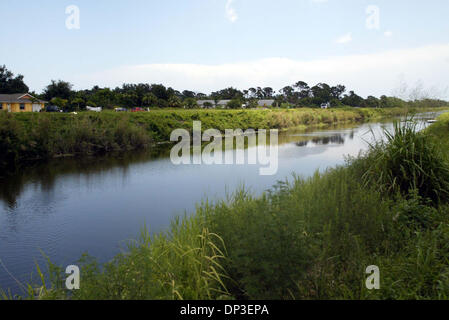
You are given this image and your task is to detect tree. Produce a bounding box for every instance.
[182,90,196,99]
[262,87,274,98]
[120,93,139,107]
[255,87,264,99]
[342,91,364,107]
[0,65,29,94]
[246,99,259,109]
[280,86,295,103]
[71,97,85,111]
[142,93,158,107]
[226,99,242,109]
[281,86,294,97]
[331,85,346,100]
[310,83,333,106]
[168,96,183,108]
[365,96,380,108]
[151,84,171,101]
[51,97,68,109]
[90,88,116,109]
[378,96,406,108]
[248,88,257,99]
[211,87,244,100]
[294,81,310,99]
[86,100,97,107]
[43,80,73,101]
[184,98,197,109]
[203,101,214,109]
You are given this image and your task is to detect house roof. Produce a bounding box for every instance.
[257,99,275,106]
[0,93,46,103]
[197,100,216,105]
[197,99,275,107]
[197,100,231,105]
[198,100,231,104]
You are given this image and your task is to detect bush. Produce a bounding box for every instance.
[0,112,22,169]
[197,166,395,300]
[358,120,449,204]
[0,112,152,171]
[393,191,439,230]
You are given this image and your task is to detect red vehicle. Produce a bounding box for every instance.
[131,107,146,112]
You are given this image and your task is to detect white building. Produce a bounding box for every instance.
[86,106,102,112]
[197,99,276,109]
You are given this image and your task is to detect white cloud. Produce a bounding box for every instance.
[335,33,352,44]
[72,43,449,99]
[384,30,393,37]
[225,0,238,23]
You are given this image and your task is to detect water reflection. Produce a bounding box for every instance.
[294,133,349,147]
[0,148,169,208]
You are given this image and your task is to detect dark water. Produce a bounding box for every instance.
[0,113,440,295]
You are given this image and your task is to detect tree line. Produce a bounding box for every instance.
[1,65,447,111]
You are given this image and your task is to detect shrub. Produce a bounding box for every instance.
[199,167,394,300]
[0,112,22,169]
[359,120,449,204]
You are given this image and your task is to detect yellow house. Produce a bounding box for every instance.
[0,93,46,112]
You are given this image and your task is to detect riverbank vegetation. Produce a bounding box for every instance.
[5,113,449,300]
[0,111,151,172]
[1,107,446,172]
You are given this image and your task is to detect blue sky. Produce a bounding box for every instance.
[1,0,449,98]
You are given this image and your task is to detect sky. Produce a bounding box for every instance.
[1,0,449,99]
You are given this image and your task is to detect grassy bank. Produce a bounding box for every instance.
[5,112,449,300]
[0,111,151,172]
[426,112,449,158]
[0,107,445,172]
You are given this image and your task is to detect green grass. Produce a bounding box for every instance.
[426,112,449,158]
[0,111,151,172]
[67,218,232,300]
[5,113,449,300]
[353,120,449,204]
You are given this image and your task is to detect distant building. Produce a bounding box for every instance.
[321,102,331,109]
[197,100,217,108]
[216,100,232,108]
[197,99,276,109]
[197,100,231,108]
[86,106,102,112]
[257,100,276,108]
[0,93,46,112]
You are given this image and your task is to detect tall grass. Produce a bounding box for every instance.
[354,120,449,204]
[19,214,231,300]
[426,112,449,159]
[200,170,395,299]
[0,111,151,173]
